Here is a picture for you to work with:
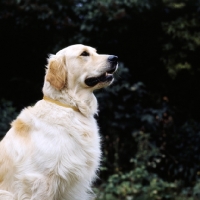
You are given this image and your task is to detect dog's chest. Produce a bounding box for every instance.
[32,114,101,182]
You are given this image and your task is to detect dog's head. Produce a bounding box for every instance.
[45,44,118,91]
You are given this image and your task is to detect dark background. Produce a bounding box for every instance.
[1,0,200,199]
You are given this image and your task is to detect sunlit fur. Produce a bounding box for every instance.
[0,44,117,200]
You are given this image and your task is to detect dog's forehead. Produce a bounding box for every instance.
[56,44,96,56]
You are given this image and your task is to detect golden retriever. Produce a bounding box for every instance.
[0,44,118,200]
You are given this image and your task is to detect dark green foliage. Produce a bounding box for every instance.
[96,64,200,181]
[95,131,200,200]
[1,0,200,199]
[0,99,18,138]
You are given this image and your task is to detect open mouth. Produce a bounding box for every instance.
[85,67,116,87]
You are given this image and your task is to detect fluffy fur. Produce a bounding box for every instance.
[0,44,118,200]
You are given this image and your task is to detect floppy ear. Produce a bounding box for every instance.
[46,56,67,90]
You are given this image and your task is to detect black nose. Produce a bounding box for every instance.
[108,55,118,63]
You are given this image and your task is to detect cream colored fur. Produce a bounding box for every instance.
[0,44,117,200]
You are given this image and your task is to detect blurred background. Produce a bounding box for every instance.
[1,0,200,199]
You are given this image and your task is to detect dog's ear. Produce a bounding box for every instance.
[46,56,67,90]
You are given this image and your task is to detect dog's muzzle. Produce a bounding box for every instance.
[85,55,118,87]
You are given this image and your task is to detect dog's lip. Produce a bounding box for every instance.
[86,72,112,82]
[85,65,118,87]
[85,70,115,87]
[87,65,116,79]
[100,65,118,77]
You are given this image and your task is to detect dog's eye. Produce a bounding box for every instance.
[80,51,90,56]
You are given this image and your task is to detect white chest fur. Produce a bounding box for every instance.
[6,100,101,199]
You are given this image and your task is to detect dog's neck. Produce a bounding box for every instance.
[42,82,98,117]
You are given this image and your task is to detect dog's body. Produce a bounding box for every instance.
[0,44,118,200]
